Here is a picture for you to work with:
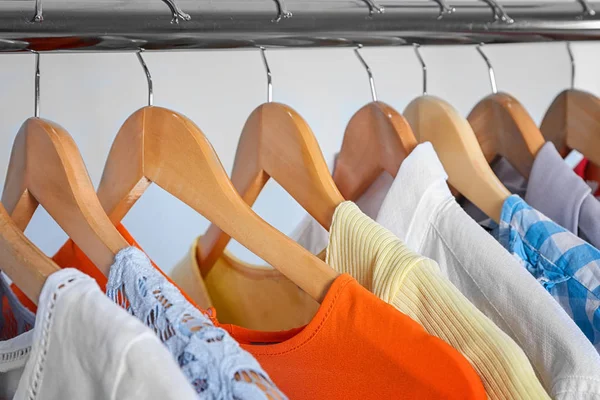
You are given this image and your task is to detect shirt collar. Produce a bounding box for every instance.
[525,142,591,235]
[375,142,452,251]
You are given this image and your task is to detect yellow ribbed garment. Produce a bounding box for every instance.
[327,201,550,400]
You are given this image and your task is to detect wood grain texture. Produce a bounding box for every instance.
[541,89,600,167]
[0,202,59,305]
[404,95,510,223]
[2,118,129,275]
[198,102,344,275]
[97,106,338,303]
[468,92,545,179]
[333,101,417,200]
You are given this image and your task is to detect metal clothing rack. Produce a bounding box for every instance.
[1,0,600,52]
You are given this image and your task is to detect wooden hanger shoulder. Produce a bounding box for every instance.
[333,101,417,200]
[540,89,600,167]
[233,102,344,228]
[404,95,510,223]
[198,101,344,274]
[97,109,151,222]
[0,202,59,305]
[2,118,129,275]
[97,106,338,302]
[468,92,545,179]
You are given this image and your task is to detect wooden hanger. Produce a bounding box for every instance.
[467,45,545,179]
[197,48,344,274]
[95,52,338,303]
[540,43,600,167]
[0,202,59,305]
[1,53,129,276]
[333,46,417,200]
[403,45,510,223]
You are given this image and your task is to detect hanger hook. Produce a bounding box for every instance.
[476,43,498,94]
[479,0,514,23]
[260,47,273,103]
[413,44,427,96]
[272,0,292,22]
[577,0,596,17]
[32,0,43,22]
[567,42,575,89]
[30,50,40,118]
[136,50,154,107]
[362,0,385,16]
[354,45,378,102]
[432,0,455,19]
[161,0,191,23]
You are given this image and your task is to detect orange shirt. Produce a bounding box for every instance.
[12,225,200,313]
[14,225,486,399]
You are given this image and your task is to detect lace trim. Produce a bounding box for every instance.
[25,270,86,400]
[0,345,30,364]
[107,247,287,400]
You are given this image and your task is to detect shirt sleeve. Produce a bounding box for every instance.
[112,333,198,400]
[394,259,550,400]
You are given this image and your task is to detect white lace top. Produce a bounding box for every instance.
[0,268,198,400]
[106,247,287,400]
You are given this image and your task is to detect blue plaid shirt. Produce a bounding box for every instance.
[493,195,600,350]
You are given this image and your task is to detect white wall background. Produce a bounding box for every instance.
[0,40,596,272]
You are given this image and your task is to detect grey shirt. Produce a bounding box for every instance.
[461,142,600,248]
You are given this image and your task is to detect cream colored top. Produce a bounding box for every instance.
[170,240,318,331]
[325,202,549,400]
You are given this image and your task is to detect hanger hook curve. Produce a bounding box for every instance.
[476,43,498,94]
[413,44,427,96]
[567,42,575,89]
[577,0,596,16]
[432,0,455,19]
[479,0,514,23]
[161,0,191,23]
[354,45,378,102]
[362,0,385,15]
[136,50,154,107]
[272,0,292,22]
[260,47,273,103]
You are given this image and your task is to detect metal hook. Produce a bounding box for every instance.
[480,0,514,23]
[354,45,377,102]
[577,0,596,16]
[260,47,273,103]
[32,0,43,22]
[272,0,292,22]
[136,50,154,107]
[567,42,575,89]
[362,0,385,16]
[413,44,427,95]
[31,50,40,117]
[432,0,455,19]
[161,0,191,24]
[476,43,497,94]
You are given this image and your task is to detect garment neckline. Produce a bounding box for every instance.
[0,269,91,399]
[218,273,354,355]
[377,142,452,247]
[0,272,36,373]
[192,236,287,279]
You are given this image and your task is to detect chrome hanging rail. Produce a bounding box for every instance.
[0,0,600,52]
